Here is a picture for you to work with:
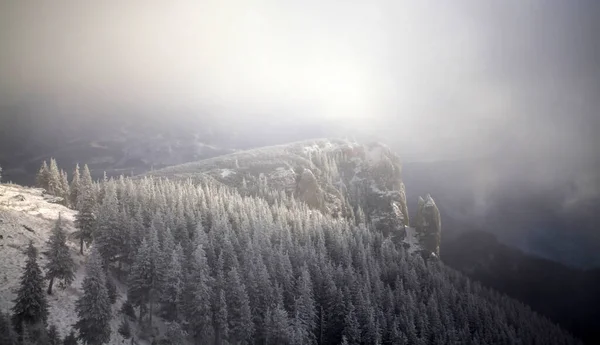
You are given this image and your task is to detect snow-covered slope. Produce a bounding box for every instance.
[0,184,138,344]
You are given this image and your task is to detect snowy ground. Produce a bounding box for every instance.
[0,184,151,344]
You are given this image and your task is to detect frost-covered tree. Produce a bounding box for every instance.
[47,324,61,345]
[74,248,111,345]
[181,242,213,343]
[127,227,163,327]
[60,170,70,207]
[70,164,81,208]
[118,318,131,340]
[0,311,18,345]
[292,265,316,345]
[12,242,49,334]
[45,215,75,295]
[75,164,96,254]
[225,266,254,344]
[62,331,78,345]
[160,244,184,321]
[36,161,50,190]
[47,158,62,196]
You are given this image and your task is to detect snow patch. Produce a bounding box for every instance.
[219,168,236,178]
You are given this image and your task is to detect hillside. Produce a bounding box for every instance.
[149,139,443,256]
[0,140,584,344]
[0,184,146,344]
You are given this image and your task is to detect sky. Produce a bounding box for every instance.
[0,0,598,189]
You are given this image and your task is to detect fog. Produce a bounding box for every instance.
[1,0,598,202]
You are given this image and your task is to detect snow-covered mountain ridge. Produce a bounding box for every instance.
[149,138,442,257]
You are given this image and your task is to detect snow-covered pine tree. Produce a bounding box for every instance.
[292,265,317,345]
[74,247,111,345]
[118,318,131,340]
[212,255,229,345]
[47,158,62,196]
[47,324,61,345]
[160,244,184,321]
[181,241,213,343]
[127,226,163,327]
[45,215,75,294]
[225,265,254,344]
[70,164,81,208]
[0,311,18,345]
[36,161,50,191]
[60,170,70,207]
[11,242,49,334]
[95,180,123,264]
[75,164,96,254]
[62,330,78,345]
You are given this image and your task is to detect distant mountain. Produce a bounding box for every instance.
[443,230,600,344]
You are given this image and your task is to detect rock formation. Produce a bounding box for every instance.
[415,194,442,257]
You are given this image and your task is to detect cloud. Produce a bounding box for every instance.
[0,0,598,167]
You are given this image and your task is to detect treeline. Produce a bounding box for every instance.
[2,160,582,344]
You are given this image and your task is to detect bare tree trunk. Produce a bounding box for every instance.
[47,276,54,295]
[80,237,84,255]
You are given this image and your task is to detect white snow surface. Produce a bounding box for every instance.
[219,168,236,178]
[0,184,152,344]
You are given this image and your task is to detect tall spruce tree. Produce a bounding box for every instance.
[75,164,96,254]
[181,243,213,343]
[47,324,61,345]
[11,242,49,334]
[74,247,111,345]
[225,266,254,344]
[0,311,18,345]
[160,245,184,321]
[45,215,76,294]
[35,161,50,190]
[70,164,81,208]
[127,226,163,327]
[47,158,62,196]
[62,331,78,345]
[60,170,71,207]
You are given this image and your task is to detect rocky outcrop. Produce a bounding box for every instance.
[415,194,442,257]
[149,139,439,255]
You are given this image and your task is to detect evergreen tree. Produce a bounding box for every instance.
[74,248,111,345]
[164,322,187,345]
[12,242,49,334]
[118,318,132,339]
[63,331,78,345]
[36,161,50,191]
[127,227,163,327]
[293,265,316,345]
[160,245,184,321]
[45,215,75,294]
[60,170,71,207]
[181,243,213,343]
[75,165,96,254]
[70,164,81,208]
[47,158,62,196]
[0,165,3,183]
[212,255,228,345]
[0,311,18,345]
[47,324,61,345]
[225,266,254,344]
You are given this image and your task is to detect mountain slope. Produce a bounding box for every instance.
[443,230,600,344]
[0,184,142,344]
[148,138,444,256]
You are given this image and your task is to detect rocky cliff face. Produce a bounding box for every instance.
[415,194,442,257]
[151,139,441,256]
